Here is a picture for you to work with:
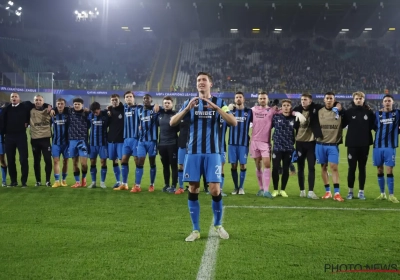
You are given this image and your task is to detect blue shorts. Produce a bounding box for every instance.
[52,144,70,158]
[108,142,123,160]
[183,154,222,183]
[123,138,138,157]
[373,147,396,167]
[0,143,4,155]
[315,143,339,165]
[220,152,226,164]
[178,147,187,165]
[228,145,249,165]
[90,146,108,159]
[69,140,89,158]
[137,140,157,157]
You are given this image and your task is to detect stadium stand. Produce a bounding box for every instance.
[0,36,157,90]
[175,38,400,93]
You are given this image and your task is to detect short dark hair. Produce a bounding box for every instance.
[301,93,312,99]
[163,96,173,102]
[235,91,244,97]
[258,91,268,96]
[197,72,213,83]
[324,92,335,97]
[124,91,134,98]
[56,98,66,104]
[111,94,120,99]
[144,93,152,99]
[90,102,101,112]
[281,99,292,105]
[383,94,394,101]
[73,98,84,104]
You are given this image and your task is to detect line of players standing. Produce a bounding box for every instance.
[1,90,399,204]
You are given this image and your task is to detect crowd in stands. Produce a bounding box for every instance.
[1,34,400,93]
[0,36,157,90]
[177,38,400,93]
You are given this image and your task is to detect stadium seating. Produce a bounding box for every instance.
[175,38,400,93]
[0,36,157,90]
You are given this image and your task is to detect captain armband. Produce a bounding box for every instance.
[221,105,230,113]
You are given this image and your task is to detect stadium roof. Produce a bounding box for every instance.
[1,0,399,38]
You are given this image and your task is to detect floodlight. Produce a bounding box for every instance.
[8,1,13,6]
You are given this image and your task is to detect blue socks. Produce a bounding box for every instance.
[325,184,330,192]
[62,173,67,180]
[378,174,385,193]
[387,174,394,195]
[101,167,107,182]
[334,183,339,194]
[150,165,156,185]
[135,166,144,185]
[231,169,238,189]
[74,171,80,182]
[212,193,223,227]
[54,173,60,181]
[121,163,129,184]
[1,166,7,183]
[188,192,200,231]
[239,169,246,189]
[113,164,120,182]
[178,170,184,189]
[90,165,97,182]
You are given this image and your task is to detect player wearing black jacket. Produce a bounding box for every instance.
[342,92,375,200]
[157,97,180,193]
[107,95,125,188]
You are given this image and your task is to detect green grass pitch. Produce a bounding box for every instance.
[1,131,400,279]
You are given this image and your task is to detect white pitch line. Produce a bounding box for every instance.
[196,214,224,280]
[225,205,400,211]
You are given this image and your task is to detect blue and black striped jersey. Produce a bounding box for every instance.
[52,111,69,145]
[179,97,230,154]
[228,107,252,147]
[123,105,141,139]
[88,111,109,146]
[138,105,159,142]
[374,110,400,148]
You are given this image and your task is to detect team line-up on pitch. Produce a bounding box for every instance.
[1,72,399,242]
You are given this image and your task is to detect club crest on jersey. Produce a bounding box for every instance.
[118,114,122,119]
[289,121,294,126]
[244,113,248,116]
[272,153,276,158]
